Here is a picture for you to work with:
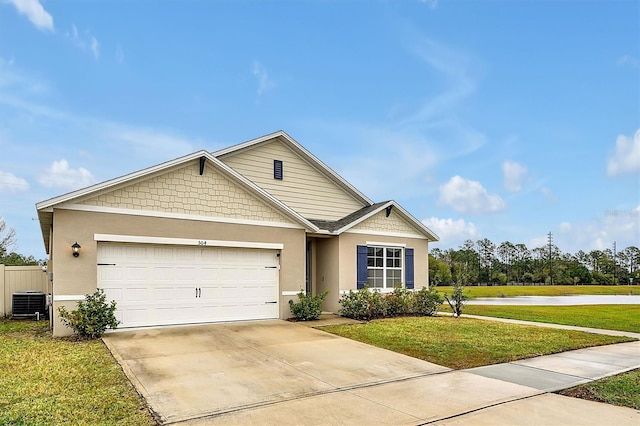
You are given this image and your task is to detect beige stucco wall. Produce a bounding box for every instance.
[314,237,340,313]
[51,209,306,336]
[78,161,292,225]
[219,139,365,220]
[351,209,425,237]
[339,233,429,290]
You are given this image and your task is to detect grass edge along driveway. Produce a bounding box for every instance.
[0,319,156,426]
[320,316,634,370]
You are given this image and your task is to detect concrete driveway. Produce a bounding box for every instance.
[104,320,640,425]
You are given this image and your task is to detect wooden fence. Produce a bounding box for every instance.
[0,265,49,317]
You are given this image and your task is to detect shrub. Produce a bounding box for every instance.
[414,286,443,316]
[384,287,415,317]
[288,291,328,321]
[444,282,468,317]
[339,286,386,321]
[58,289,120,339]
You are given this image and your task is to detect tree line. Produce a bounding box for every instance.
[0,218,44,266]
[429,238,640,286]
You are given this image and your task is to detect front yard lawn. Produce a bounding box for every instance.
[0,319,155,425]
[320,316,634,369]
[457,305,640,333]
[558,369,640,410]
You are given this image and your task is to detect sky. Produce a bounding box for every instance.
[0,0,638,260]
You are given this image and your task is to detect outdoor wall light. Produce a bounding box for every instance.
[71,242,81,257]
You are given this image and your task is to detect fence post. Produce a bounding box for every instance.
[0,264,5,317]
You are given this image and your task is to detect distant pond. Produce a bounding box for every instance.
[467,295,640,306]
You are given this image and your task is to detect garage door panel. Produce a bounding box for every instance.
[98,243,280,328]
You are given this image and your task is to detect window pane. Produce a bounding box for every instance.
[368,270,383,288]
[375,248,383,256]
[375,258,383,267]
[368,247,375,256]
[367,258,374,267]
[386,269,402,288]
[394,259,401,268]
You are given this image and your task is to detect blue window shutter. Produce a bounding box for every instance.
[405,248,414,289]
[356,245,368,289]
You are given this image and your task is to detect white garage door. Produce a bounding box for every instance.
[97,243,279,328]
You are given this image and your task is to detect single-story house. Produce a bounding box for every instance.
[36,131,438,336]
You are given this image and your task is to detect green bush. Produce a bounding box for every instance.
[288,291,328,321]
[414,286,443,316]
[339,286,442,320]
[384,287,415,316]
[58,289,120,339]
[339,286,386,320]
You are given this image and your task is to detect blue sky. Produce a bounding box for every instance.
[1,0,638,260]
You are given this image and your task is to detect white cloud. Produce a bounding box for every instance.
[617,55,639,68]
[90,37,100,60]
[439,175,506,214]
[531,208,640,253]
[607,129,640,176]
[115,45,125,64]
[502,160,527,192]
[67,24,100,61]
[540,186,555,201]
[419,0,438,10]
[38,160,95,189]
[252,61,275,97]
[422,217,478,246]
[6,0,53,31]
[0,171,29,193]
[558,222,572,233]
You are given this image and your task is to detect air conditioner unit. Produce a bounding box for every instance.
[12,291,47,320]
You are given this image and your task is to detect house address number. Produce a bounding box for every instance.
[198,240,207,246]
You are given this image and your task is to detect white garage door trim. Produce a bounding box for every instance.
[97,241,280,328]
[95,233,284,250]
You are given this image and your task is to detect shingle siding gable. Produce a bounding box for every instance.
[76,161,293,224]
[351,210,425,237]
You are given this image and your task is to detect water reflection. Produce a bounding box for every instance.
[467,295,640,305]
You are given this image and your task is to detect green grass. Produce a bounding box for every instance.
[320,316,633,370]
[0,319,156,425]
[436,285,640,298]
[559,369,640,410]
[454,305,640,333]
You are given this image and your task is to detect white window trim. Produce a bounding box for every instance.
[366,245,404,290]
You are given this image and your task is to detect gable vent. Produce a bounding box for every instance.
[274,160,283,180]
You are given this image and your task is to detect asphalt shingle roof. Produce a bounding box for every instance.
[308,201,390,233]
